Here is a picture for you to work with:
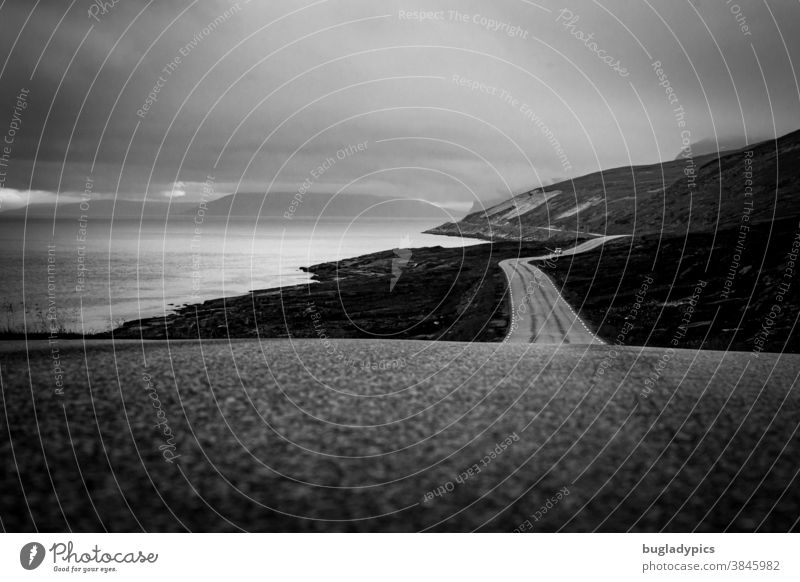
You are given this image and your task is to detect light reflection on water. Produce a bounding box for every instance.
[0,217,483,332]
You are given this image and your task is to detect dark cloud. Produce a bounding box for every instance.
[1,0,798,210]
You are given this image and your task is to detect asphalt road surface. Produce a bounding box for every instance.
[500,235,627,344]
[1,338,798,532]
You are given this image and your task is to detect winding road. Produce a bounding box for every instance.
[500,235,628,344]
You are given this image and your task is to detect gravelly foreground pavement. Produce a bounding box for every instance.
[1,338,798,532]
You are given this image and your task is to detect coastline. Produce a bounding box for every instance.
[105,240,543,342]
[102,217,800,355]
[0,217,483,338]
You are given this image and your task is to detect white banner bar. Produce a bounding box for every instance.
[1,534,797,581]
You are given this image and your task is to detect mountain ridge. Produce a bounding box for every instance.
[426,130,800,241]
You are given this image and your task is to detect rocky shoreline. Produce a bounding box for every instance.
[107,241,551,342]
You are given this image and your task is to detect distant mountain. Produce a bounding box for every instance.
[0,192,448,222]
[189,191,445,220]
[0,199,197,220]
[428,129,800,241]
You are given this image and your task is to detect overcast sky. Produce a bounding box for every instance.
[0,0,798,211]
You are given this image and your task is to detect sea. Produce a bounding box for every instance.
[0,217,484,333]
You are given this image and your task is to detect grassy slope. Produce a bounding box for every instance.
[428,130,800,241]
[541,218,800,353]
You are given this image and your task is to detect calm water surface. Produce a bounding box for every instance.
[0,217,483,332]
